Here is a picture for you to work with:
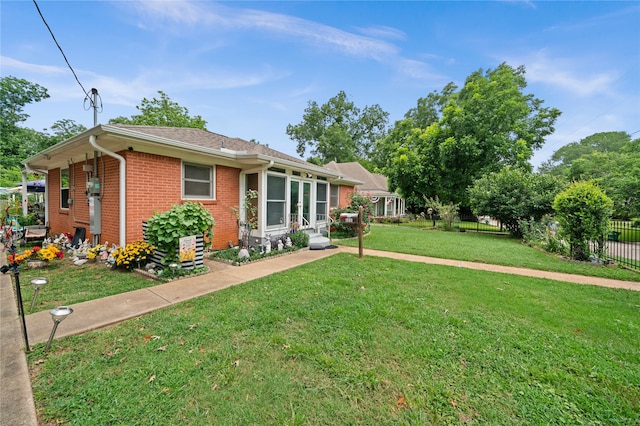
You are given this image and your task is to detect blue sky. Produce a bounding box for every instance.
[2,1,639,168]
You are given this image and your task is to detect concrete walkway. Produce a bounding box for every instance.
[2,246,639,425]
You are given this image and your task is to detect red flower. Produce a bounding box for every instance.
[56,251,64,259]
[32,246,41,252]
[7,254,15,263]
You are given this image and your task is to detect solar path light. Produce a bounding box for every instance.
[45,306,73,351]
[29,277,48,313]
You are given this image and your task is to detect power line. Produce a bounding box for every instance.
[32,0,101,112]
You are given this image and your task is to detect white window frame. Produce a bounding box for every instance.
[316,182,327,220]
[266,173,287,228]
[60,168,69,209]
[183,162,215,199]
[330,184,339,209]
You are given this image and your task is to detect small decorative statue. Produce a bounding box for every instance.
[238,248,250,260]
[277,239,284,251]
[285,236,292,248]
[265,239,271,253]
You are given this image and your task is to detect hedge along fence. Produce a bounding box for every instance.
[142,222,204,270]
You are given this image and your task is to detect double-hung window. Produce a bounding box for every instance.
[183,163,214,199]
[60,168,69,209]
[330,185,339,209]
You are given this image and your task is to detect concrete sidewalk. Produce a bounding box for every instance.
[2,246,639,425]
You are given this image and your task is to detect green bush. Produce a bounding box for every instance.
[553,181,613,262]
[289,230,309,248]
[330,192,373,237]
[145,202,215,264]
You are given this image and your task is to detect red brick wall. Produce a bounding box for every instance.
[339,185,354,208]
[47,162,92,240]
[124,152,241,250]
[47,151,241,250]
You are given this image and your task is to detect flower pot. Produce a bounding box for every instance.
[27,260,46,269]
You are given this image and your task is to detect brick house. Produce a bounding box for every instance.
[22,125,362,250]
[324,161,405,218]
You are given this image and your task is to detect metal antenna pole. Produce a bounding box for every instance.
[91,88,99,126]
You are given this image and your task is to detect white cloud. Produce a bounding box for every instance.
[505,50,618,97]
[354,25,406,41]
[124,1,446,81]
[0,56,67,76]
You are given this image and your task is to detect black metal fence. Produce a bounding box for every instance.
[375,215,640,272]
[374,214,508,234]
[605,220,640,271]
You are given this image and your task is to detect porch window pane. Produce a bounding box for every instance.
[267,175,286,226]
[316,182,327,219]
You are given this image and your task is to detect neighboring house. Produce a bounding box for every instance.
[22,125,362,250]
[324,161,405,217]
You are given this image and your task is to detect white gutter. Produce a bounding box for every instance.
[241,160,274,175]
[89,135,126,246]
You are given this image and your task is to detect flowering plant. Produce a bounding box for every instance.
[86,244,104,260]
[110,241,155,271]
[7,245,64,264]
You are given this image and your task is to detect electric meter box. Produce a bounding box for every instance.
[87,178,100,195]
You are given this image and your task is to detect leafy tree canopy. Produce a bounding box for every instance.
[379,63,561,212]
[286,90,389,164]
[109,91,207,129]
[0,76,50,169]
[546,131,632,175]
[542,132,639,218]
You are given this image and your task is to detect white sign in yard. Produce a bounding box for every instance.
[179,235,197,262]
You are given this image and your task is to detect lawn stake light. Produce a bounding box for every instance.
[1,244,30,352]
[46,306,73,351]
[29,277,48,313]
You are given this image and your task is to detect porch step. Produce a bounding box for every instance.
[307,232,330,250]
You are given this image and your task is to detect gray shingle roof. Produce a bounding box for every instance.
[110,124,310,166]
[324,161,396,195]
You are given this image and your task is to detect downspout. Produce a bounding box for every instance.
[89,135,126,246]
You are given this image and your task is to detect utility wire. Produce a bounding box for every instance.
[32,0,98,109]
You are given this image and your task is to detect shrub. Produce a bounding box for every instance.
[289,230,309,248]
[553,181,613,262]
[110,241,154,271]
[331,192,374,237]
[424,196,459,231]
[146,202,215,264]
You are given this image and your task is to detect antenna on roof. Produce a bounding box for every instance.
[84,88,102,126]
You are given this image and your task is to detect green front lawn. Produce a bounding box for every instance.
[28,254,640,424]
[337,224,640,281]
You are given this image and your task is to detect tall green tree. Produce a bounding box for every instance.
[109,91,207,129]
[0,76,50,168]
[47,118,87,145]
[286,91,389,164]
[380,63,561,212]
[546,131,631,176]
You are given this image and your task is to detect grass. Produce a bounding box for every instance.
[14,259,162,314]
[337,224,640,282]
[28,254,640,424]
